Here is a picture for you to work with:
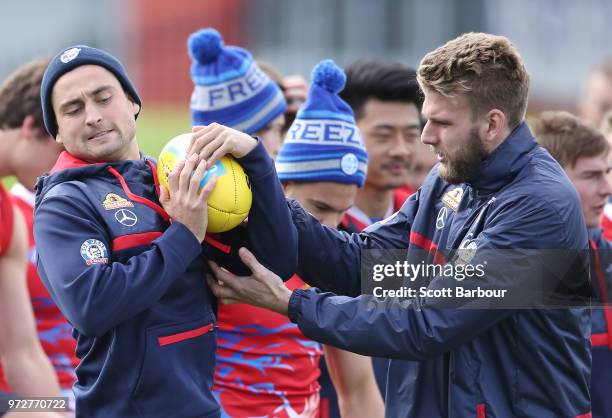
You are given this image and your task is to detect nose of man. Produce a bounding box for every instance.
[601,175,612,197]
[420,122,438,147]
[85,103,104,126]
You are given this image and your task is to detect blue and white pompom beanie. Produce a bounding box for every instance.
[187,28,287,134]
[276,60,368,186]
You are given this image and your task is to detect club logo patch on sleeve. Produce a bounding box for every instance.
[80,239,109,265]
[102,193,134,210]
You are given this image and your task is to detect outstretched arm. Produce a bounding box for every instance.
[288,191,418,296]
[189,124,298,279]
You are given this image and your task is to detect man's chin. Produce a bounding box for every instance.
[438,166,461,184]
[586,216,601,230]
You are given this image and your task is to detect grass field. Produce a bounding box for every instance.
[136,104,192,158]
[2,104,191,189]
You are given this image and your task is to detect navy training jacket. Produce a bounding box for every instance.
[33,141,297,418]
[287,123,592,418]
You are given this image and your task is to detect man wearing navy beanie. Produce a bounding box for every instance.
[40,45,142,139]
[33,45,297,417]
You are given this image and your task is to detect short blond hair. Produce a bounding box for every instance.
[533,111,609,168]
[417,32,530,129]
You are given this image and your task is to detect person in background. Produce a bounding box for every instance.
[597,109,612,240]
[188,28,287,160]
[253,60,287,159]
[188,28,382,418]
[326,60,422,413]
[533,110,612,418]
[406,140,438,192]
[256,60,309,148]
[339,59,422,230]
[281,73,308,132]
[0,184,62,418]
[0,58,76,411]
[580,58,612,128]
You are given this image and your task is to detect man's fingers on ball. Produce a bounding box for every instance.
[199,175,217,203]
[199,136,223,163]
[168,160,184,192]
[179,154,198,190]
[208,147,227,167]
[190,160,207,193]
[159,185,169,202]
[192,129,217,155]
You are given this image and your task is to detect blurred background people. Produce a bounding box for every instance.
[276,59,383,418]
[406,140,438,192]
[580,59,612,129]
[0,58,75,411]
[339,60,422,231]
[189,27,381,417]
[0,184,62,418]
[533,110,612,418]
[188,28,287,160]
[303,59,423,417]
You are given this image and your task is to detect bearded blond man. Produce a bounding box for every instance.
[208,33,592,418]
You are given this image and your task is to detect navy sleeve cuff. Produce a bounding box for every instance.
[288,288,308,324]
[237,139,275,181]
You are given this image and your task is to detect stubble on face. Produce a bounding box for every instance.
[437,125,488,184]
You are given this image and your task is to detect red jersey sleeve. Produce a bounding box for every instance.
[0,185,14,256]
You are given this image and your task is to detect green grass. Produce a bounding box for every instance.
[2,104,191,189]
[136,104,192,159]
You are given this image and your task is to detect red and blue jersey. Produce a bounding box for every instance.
[214,274,322,418]
[340,188,412,233]
[0,184,14,393]
[0,184,78,390]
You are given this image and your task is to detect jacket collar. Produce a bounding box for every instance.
[466,122,537,194]
[50,151,104,173]
[50,150,148,173]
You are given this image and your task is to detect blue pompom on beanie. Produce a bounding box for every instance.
[187,28,287,134]
[40,45,142,138]
[276,59,368,187]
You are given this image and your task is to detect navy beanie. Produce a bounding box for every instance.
[276,60,368,187]
[41,45,142,138]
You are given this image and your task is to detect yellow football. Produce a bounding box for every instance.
[157,133,252,233]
